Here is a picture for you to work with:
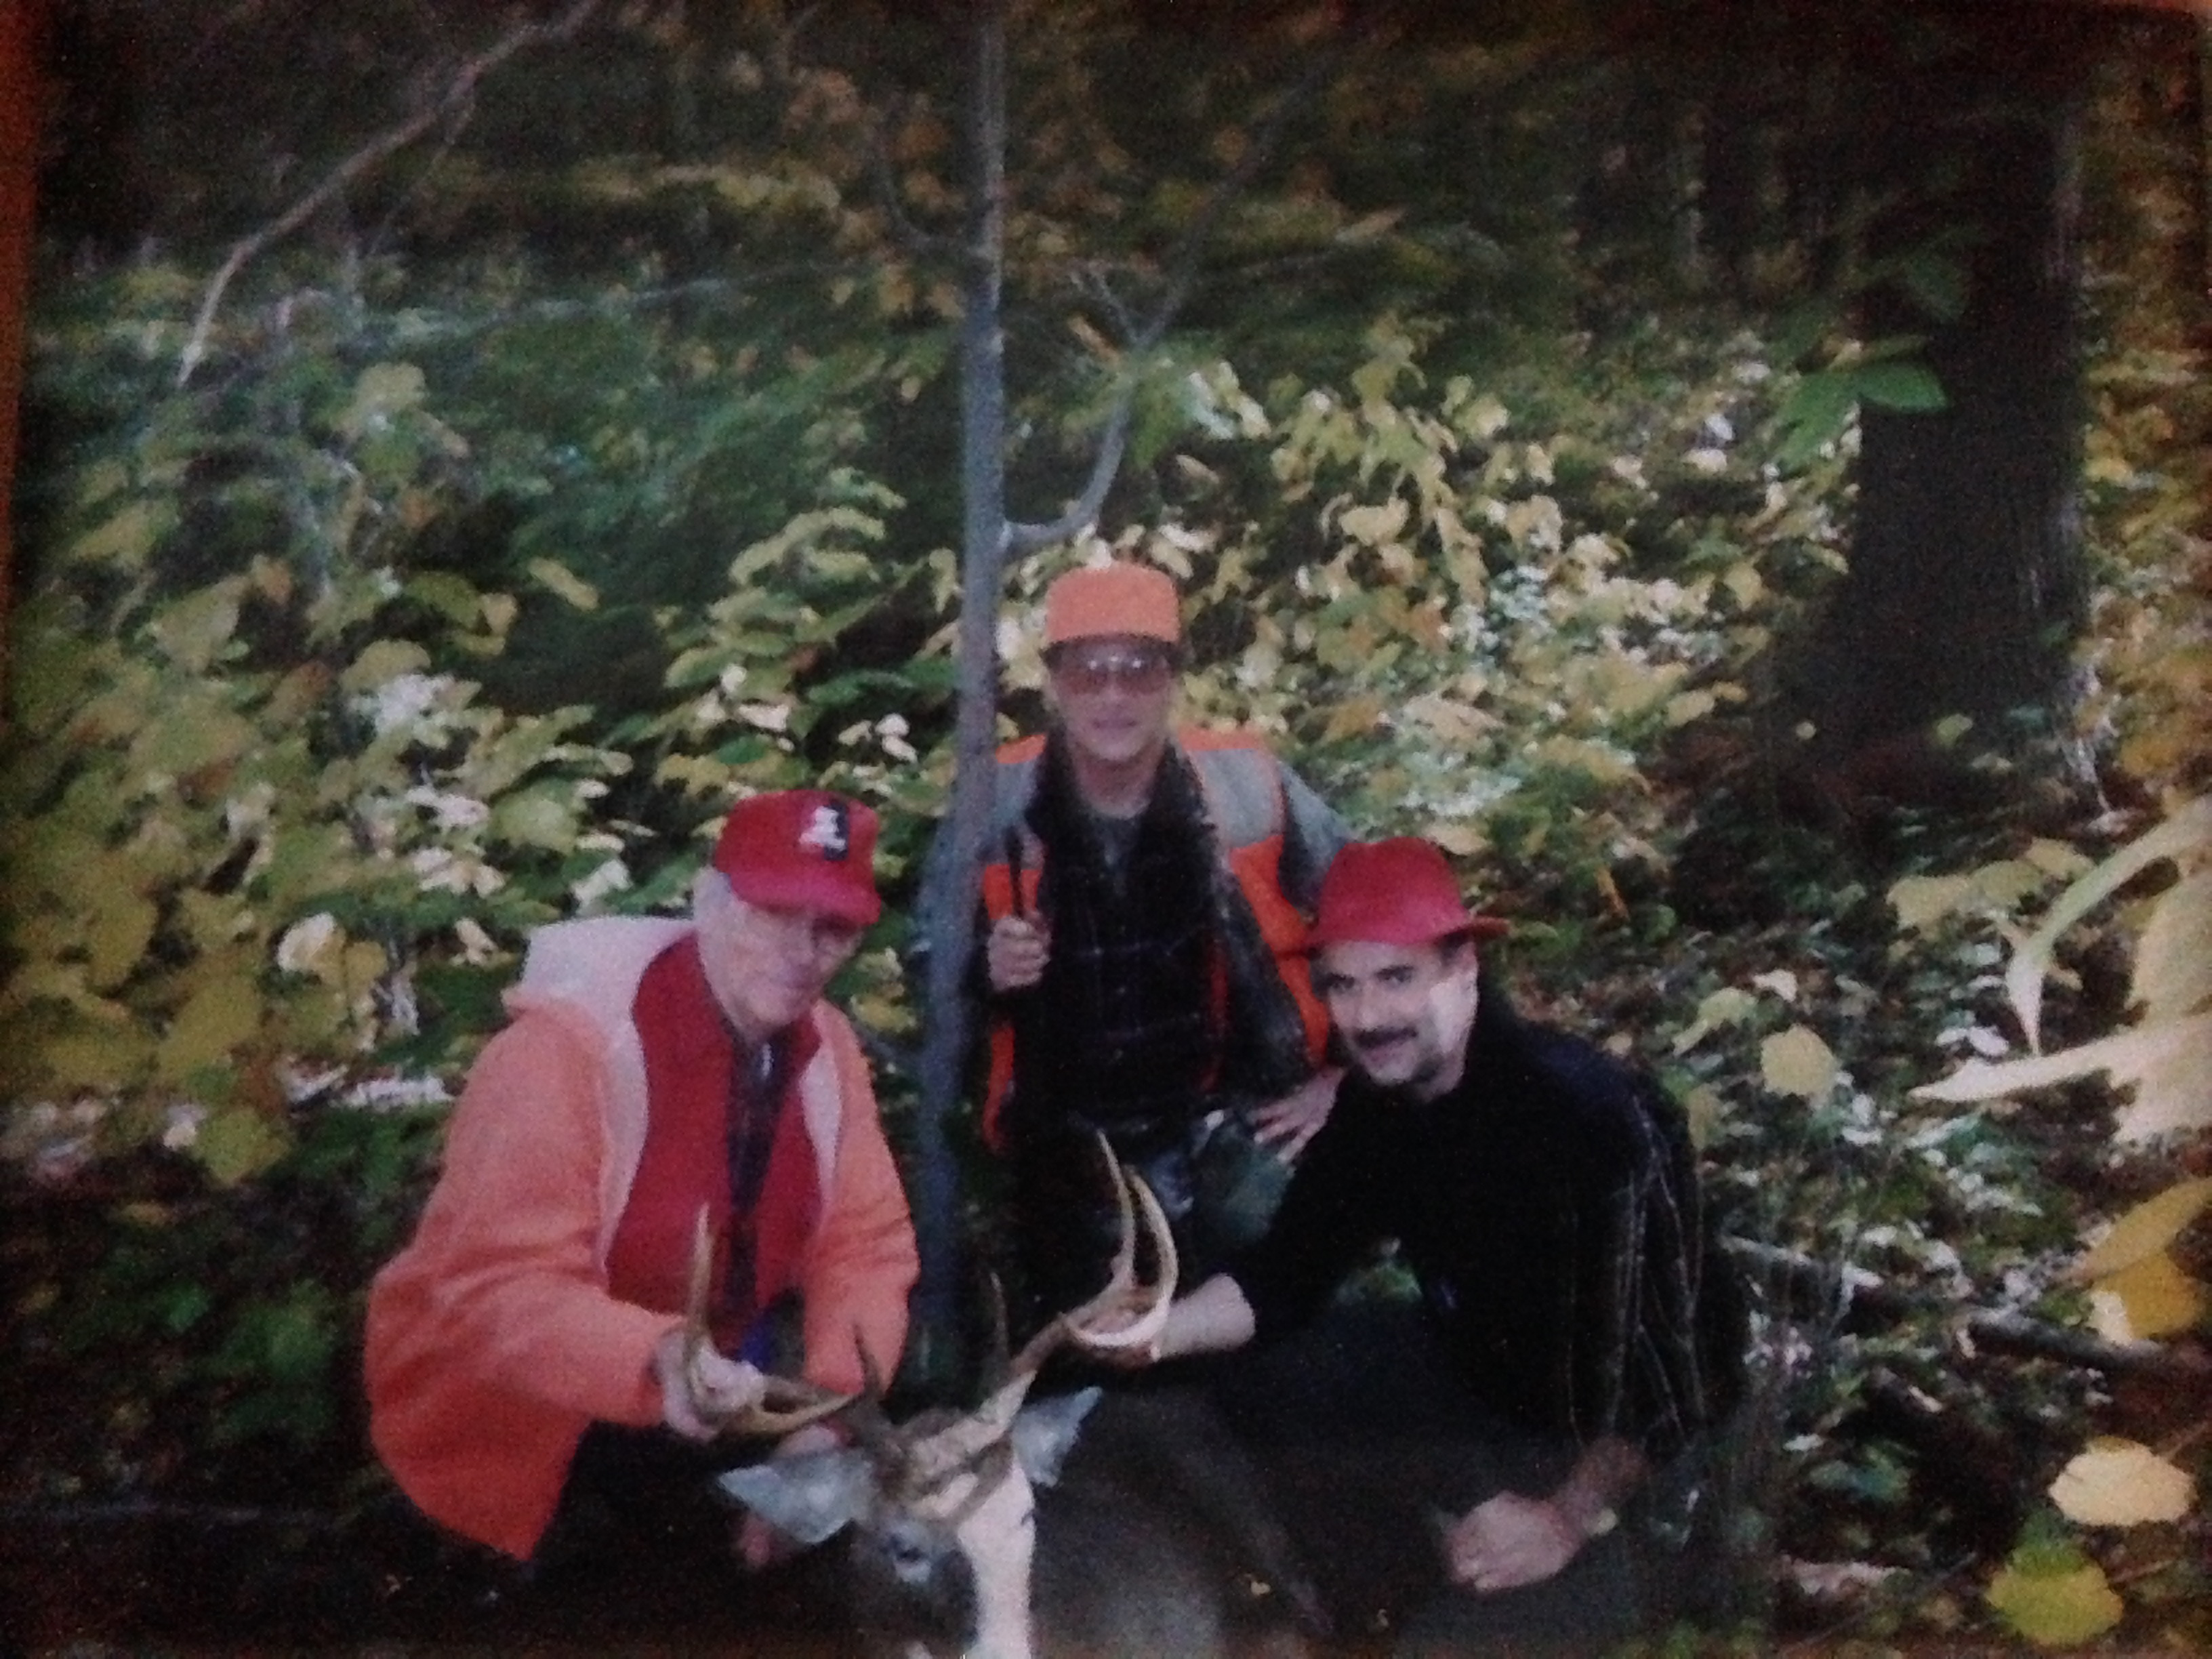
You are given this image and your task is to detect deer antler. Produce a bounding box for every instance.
[1008,1144,1178,1376]
[682,1206,855,1438]
[905,1139,1177,1488]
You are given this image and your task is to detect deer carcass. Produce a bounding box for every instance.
[696,1155,1317,1659]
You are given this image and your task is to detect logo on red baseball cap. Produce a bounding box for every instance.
[711,790,882,927]
[1305,837,1510,951]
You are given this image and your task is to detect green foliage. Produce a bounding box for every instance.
[3,1103,442,1508]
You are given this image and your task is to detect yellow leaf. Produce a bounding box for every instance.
[83,888,159,993]
[1968,859,2049,910]
[2022,838,2094,881]
[528,558,600,612]
[265,661,334,728]
[1664,689,1718,727]
[69,499,169,571]
[2133,869,2212,1025]
[1528,735,1639,786]
[342,638,432,694]
[128,702,258,781]
[1502,495,1563,550]
[1407,695,1499,745]
[2087,1249,2207,1342]
[2077,1176,2212,1279]
[36,1024,152,1091]
[1670,986,1757,1054]
[1427,821,1488,858]
[193,1107,290,1187]
[1986,1556,2123,1647]
[1457,392,1511,440]
[1721,561,1764,609]
[340,940,390,997]
[1337,497,1410,548]
[1761,1025,1839,1099]
[1890,874,1976,931]
[1336,207,1405,243]
[2048,1439,2196,1527]
[1321,695,1386,743]
[148,583,243,674]
[157,979,263,1082]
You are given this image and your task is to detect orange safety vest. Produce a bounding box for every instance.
[978,728,1332,1149]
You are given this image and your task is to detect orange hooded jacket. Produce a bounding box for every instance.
[363,917,916,1560]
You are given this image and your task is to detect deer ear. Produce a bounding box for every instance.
[716,1446,874,1544]
[1010,1386,1101,1488]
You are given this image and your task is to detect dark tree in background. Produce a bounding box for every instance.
[1805,1,2095,771]
[1586,1,2129,800]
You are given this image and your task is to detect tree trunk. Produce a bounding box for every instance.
[1802,5,2091,770]
[908,0,1012,1382]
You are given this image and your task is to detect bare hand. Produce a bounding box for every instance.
[986,916,1050,992]
[1249,1069,1344,1162]
[652,1328,766,1441]
[1440,1491,1584,1593]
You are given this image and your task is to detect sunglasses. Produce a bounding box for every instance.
[1051,645,1176,695]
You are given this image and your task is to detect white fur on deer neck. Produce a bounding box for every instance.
[941,1455,1039,1659]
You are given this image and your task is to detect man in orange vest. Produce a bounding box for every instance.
[976,562,1351,1327]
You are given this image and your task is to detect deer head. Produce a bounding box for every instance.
[713,1141,1179,1659]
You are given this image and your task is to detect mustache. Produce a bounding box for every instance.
[1349,1025,1419,1052]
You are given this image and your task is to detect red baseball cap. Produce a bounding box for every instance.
[1305,837,1510,951]
[711,790,882,927]
[1043,563,1181,649]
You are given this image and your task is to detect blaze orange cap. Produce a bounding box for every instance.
[1042,564,1181,649]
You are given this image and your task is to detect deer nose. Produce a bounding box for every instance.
[881,1519,937,1586]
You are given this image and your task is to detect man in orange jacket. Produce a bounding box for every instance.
[365,790,917,1572]
[975,562,1350,1328]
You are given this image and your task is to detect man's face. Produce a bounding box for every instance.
[1311,937,1479,1101]
[1046,634,1177,771]
[693,871,863,1043]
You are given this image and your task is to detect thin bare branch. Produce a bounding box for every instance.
[1006,2,1405,550]
[1008,401,1132,554]
[865,96,962,262]
[176,0,605,388]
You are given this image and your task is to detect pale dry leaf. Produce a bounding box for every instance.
[2048,1439,2196,1528]
[2085,1249,2207,1343]
[1761,1025,1839,1100]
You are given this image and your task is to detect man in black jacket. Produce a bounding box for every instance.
[1096,836,1748,1651]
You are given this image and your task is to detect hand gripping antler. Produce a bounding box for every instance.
[681,1206,855,1438]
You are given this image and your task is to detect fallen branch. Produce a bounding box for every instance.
[176,0,604,388]
[1723,1235,2208,1383]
